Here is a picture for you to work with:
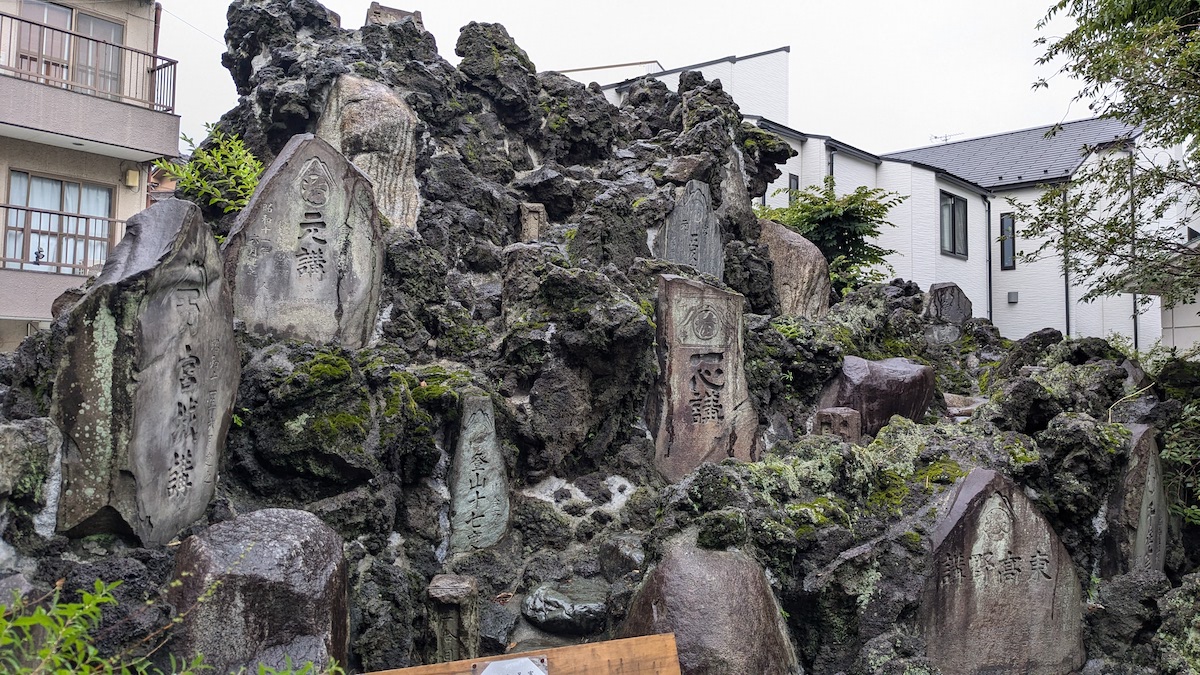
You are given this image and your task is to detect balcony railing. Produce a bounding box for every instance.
[0,12,176,112]
[2,203,123,275]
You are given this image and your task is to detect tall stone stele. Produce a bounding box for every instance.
[650,275,756,482]
[921,468,1085,675]
[1100,424,1168,576]
[656,180,724,278]
[52,199,238,546]
[449,394,510,553]
[223,133,383,349]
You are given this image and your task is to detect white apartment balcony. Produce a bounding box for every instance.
[0,11,179,160]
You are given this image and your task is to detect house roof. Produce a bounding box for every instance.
[882,117,1141,190]
[602,46,790,92]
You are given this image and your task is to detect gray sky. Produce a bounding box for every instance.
[158,0,1082,156]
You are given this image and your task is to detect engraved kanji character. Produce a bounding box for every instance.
[177,345,200,392]
[969,551,996,584]
[941,552,965,585]
[999,551,1023,583]
[1028,549,1052,580]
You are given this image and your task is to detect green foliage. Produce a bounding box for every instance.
[757,176,905,296]
[1025,0,1200,307]
[154,123,263,214]
[1163,400,1200,524]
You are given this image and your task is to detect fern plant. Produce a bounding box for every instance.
[154,123,264,214]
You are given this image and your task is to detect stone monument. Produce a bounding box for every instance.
[315,74,421,232]
[818,356,935,437]
[449,395,510,553]
[925,282,973,324]
[811,407,861,443]
[428,574,481,663]
[921,468,1085,675]
[758,218,830,319]
[1101,424,1168,576]
[224,133,383,349]
[51,199,238,546]
[519,202,547,242]
[651,275,756,482]
[658,180,723,278]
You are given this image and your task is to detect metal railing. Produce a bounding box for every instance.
[0,12,176,112]
[1,203,123,275]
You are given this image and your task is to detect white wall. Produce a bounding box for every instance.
[832,152,876,194]
[762,137,805,209]
[1163,300,1200,351]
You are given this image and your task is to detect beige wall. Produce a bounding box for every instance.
[0,267,80,322]
[0,135,146,221]
[0,1,157,54]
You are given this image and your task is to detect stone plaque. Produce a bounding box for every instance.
[921,469,1084,675]
[651,275,756,482]
[316,75,421,232]
[449,395,510,552]
[224,133,383,349]
[925,282,973,324]
[428,574,481,663]
[52,199,238,546]
[758,218,829,319]
[811,407,861,443]
[658,180,723,278]
[1100,424,1168,576]
[519,202,547,242]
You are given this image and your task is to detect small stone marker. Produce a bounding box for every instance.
[758,218,830,319]
[316,75,421,231]
[925,282,973,324]
[428,575,481,663]
[224,133,383,349]
[658,180,723,277]
[818,356,935,437]
[52,199,238,546]
[519,202,547,242]
[366,2,423,28]
[652,275,756,482]
[811,407,861,443]
[449,395,510,553]
[921,468,1085,675]
[1101,424,1168,576]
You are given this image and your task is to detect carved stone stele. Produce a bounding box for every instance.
[52,199,238,545]
[1100,424,1168,576]
[224,133,382,349]
[427,574,481,663]
[650,275,756,482]
[658,180,724,278]
[449,395,510,553]
[921,468,1084,675]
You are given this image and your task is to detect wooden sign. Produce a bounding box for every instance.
[367,634,681,675]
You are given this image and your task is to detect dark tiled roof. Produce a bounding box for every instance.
[882,118,1140,190]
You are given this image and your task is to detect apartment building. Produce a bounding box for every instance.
[0,0,178,350]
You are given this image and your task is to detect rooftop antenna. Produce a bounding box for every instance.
[930,132,964,144]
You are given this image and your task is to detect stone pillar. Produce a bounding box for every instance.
[651,275,756,482]
[449,395,510,553]
[658,180,723,278]
[224,133,383,349]
[921,469,1084,675]
[1101,424,1168,576]
[519,202,547,242]
[52,199,238,546]
[428,574,481,663]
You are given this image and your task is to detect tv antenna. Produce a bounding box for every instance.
[930,132,963,144]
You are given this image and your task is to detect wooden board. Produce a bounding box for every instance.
[366,634,681,675]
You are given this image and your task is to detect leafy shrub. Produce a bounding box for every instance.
[154,123,263,214]
[1163,401,1200,526]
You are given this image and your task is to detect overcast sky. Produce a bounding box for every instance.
[157,0,1083,156]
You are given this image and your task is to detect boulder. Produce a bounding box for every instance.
[521,578,608,636]
[51,199,238,545]
[619,536,800,674]
[168,509,349,673]
[759,218,830,319]
[818,356,935,436]
[925,282,972,324]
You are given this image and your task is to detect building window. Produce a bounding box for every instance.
[940,191,968,258]
[16,0,125,98]
[1000,213,1016,270]
[4,170,114,274]
[788,173,799,205]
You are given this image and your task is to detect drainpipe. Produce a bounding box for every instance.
[1063,189,1071,336]
[827,147,836,178]
[153,3,162,56]
[984,194,993,321]
[1130,149,1139,350]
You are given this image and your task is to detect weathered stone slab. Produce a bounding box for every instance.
[651,275,756,482]
[169,509,348,673]
[657,180,723,277]
[921,469,1084,675]
[316,75,420,231]
[925,282,973,324]
[521,579,608,636]
[449,395,510,553]
[428,574,480,663]
[811,407,861,443]
[818,356,935,437]
[224,133,383,349]
[1101,424,1168,576]
[52,199,238,545]
[519,202,547,242]
[759,218,829,319]
[619,536,800,674]
[366,2,422,28]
